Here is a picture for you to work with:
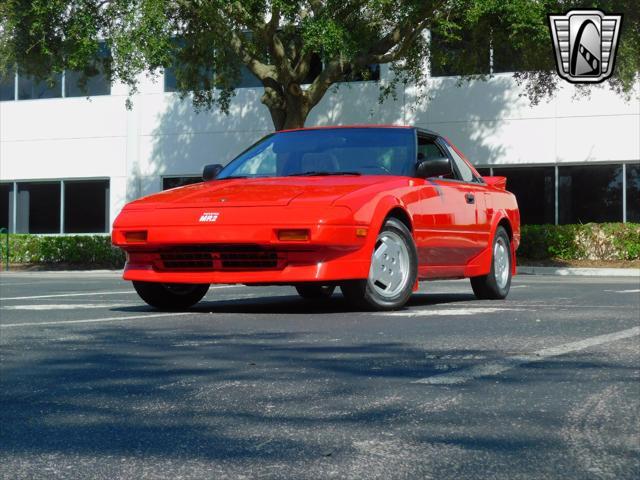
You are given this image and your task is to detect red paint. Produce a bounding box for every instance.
[112,126,520,285]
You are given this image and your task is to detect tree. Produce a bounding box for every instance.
[1,1,638,131]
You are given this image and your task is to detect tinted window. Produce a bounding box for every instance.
[626,164,640,222]
[64,180,109,233]
[163,177,202,190]
[0,183,11,230]
[18,73,62,100]
[65,43,111,97]
[430,31,490,77]
[0,69,15,101]
[559,165,622,224]
[493,167,555,225]
[16,182,61,233]
[219,128,416,179]
[235,66,262,88]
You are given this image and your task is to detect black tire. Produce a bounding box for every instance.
[470,226,512,300]
[133,281,209,310]
[340,217,417,311]
[295,284,336,299]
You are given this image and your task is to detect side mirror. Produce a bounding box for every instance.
[203,164,223,181]
[415,156,452,178]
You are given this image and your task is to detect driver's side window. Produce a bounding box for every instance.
[417,136,453,179]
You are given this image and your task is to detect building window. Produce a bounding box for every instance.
[162,176,201,190]
[338,63,380,83]
[18,73,62,100]
[65,42,111,97]
[430,31,490,77]
[492,167,555,225]
[64,180,110,233]
[626,164,640,222]
[16,182,61,233]
[559,165,623,224]
[0,184,11,230]
[0,69,15,101]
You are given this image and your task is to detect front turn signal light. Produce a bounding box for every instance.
[355,228,368,238]
[124,230,147,243]
[277,229,310,241]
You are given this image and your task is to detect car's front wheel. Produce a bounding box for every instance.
[341,217,417,311]
[470,226,512,299]
[133,281,210,310]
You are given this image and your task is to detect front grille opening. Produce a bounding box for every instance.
[157,246,285,271]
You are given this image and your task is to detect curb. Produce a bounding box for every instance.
[518,266,640,277]
[0,270,123,276]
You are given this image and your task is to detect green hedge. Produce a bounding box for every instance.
[0,224,638,269]
[0,234,125,268]
[518,223,640,261]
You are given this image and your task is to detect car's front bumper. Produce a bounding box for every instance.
[113,223,372,284]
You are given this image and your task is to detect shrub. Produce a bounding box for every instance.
[0,234,125,268]
[518,223,640,261]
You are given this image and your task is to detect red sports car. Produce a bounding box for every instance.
[112,126,520,311]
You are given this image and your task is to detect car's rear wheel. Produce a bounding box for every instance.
[133,281,209,310]
[470,226,512,299]
[295,284,336,299]
[341,217,417,311]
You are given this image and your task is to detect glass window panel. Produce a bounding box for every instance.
[339,64,381,83]
[16,182,61,233]
[235,65,262,88]
[164,66,178,92]
[301,53,324,85]
[493,167,555,225]
[65,42,111,97]
[559,165,622,224]
[430,31,490,77]
[64,180,109,233]
[626,163,640,222]
[0,69,15,101]
[0,183,11,230]
[445,145,475,182]
[162,177,201,190]
[18,73,62,100]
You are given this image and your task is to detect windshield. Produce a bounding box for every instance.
[217,127,416,179]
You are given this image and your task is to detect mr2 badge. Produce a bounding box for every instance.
[199,212,219,222]
[549,9,622,84]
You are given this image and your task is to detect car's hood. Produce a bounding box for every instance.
[125,176,398,209]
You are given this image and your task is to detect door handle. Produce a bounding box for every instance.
[465,193,475,204]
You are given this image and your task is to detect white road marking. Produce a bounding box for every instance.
[414,326,640,385]
[604,289,640,293]
[381,307,525,317]
[0,312,194,328]
[2,303,131,311]
[0,285,239,301]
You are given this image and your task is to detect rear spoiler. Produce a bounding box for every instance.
[482,176,507,190]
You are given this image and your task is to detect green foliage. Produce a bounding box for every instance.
[518,223,640,261]
[1,1,638,129]
[0,234,125,268]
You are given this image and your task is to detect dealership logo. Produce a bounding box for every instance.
[549,9,622,84]
[199,212,219,222]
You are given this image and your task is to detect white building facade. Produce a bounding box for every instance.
[0,64,639,235]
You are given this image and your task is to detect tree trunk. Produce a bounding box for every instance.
[263,85,310,131]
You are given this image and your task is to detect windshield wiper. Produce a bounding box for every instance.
[287,171,362,177]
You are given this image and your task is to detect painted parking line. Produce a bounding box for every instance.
[381,307,526,317]
[2,303,132,311]
[414,326,640,385]
[0,312,195,328]
[0,285,240,301]
[604,289,640,293]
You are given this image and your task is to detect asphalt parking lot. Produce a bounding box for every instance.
[1,271,639,479]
